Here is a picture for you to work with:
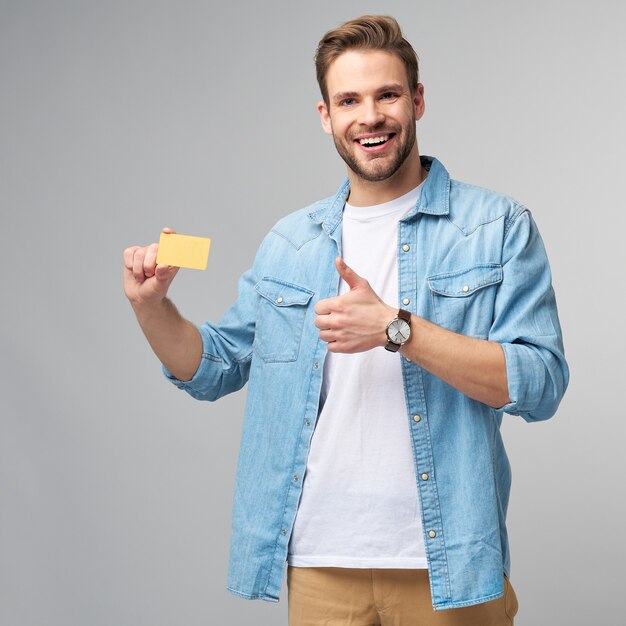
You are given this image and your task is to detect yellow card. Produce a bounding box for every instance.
[156,232,211,270]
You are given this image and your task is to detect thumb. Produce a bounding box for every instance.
[336,257,366,290]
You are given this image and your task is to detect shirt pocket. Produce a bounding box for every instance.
[253,277,314,363]
[427,264,503,338]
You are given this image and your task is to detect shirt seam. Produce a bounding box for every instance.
[226,586,277,602]
[201,350,252,366]
[270,227,322,251]
[445,213,506,237]
[503,204,528,240]
[434,588,504,610]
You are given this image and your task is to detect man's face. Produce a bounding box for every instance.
[318,49,425,183]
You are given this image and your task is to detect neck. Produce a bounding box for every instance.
[346,145,425,207]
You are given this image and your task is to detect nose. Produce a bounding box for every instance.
[359,98,385,127]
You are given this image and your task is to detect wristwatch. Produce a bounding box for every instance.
[384,309,412,352]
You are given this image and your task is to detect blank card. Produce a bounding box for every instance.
[156,232,211,270]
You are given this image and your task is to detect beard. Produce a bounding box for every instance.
[332,122,416,183]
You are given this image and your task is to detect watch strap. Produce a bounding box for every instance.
[397,308,411,324]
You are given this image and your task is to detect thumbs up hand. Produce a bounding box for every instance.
[314,257,396,353]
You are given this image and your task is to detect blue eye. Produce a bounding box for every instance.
[381,92,398,100]
[340,98,356,106]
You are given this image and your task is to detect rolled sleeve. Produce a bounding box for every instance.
[490,207,569,421]
[162,323,248,401]
[499,341,567,420]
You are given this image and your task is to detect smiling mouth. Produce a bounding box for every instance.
[356,133,396,147]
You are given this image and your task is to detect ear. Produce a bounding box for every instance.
[413,83,425,122]
[317,100,333,135]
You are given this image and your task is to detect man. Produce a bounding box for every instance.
[124,15,568,625]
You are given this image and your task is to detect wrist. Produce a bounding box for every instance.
[131,295,171,322]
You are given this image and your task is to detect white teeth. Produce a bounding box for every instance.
[359,134,389,145]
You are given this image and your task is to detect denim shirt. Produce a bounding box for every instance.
[165,156,568,611]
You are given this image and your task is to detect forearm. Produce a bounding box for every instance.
[399,315,510,408]
[132,297,202,382]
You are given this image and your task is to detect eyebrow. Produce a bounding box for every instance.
[332,84,405,104]
[332,91,359,104]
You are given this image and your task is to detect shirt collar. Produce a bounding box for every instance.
[308,155,451,232]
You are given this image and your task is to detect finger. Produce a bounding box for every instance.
[319,329,336,343]
[314,313,333,330]
[336,256,366,290]
[143,243,159,277]
[155,264,179,282]
[161,227,177,234]
[123,246,140,270]
[326,341,343,353]
[315,297,341,315]
[132,248,147,283]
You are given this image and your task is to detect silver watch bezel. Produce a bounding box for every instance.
[385,316,411,346]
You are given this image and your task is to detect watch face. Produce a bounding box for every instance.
[387,319,410,344]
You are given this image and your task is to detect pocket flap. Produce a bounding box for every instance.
[255,277,314,306]
[428,264,503,297]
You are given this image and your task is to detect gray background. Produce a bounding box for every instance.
[1,0,624,624]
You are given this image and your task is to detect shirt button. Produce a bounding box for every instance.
[281,528,287,536]
[293,474,299,482]
[402,244,410,252]
[462,285,469,293]
[402,298,410,305]
[405,357,411,362]
[413,414,421,422]
[305,418,311,426]
[428,530,437,538]
[421,473,429,481]
[313,362,319,369]
[277,296,284,303]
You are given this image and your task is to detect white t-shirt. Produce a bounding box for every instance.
[288,183,427,569]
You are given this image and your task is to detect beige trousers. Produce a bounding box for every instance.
[287,567,519,626]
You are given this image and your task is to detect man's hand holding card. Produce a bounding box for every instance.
[123,228,211,309]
